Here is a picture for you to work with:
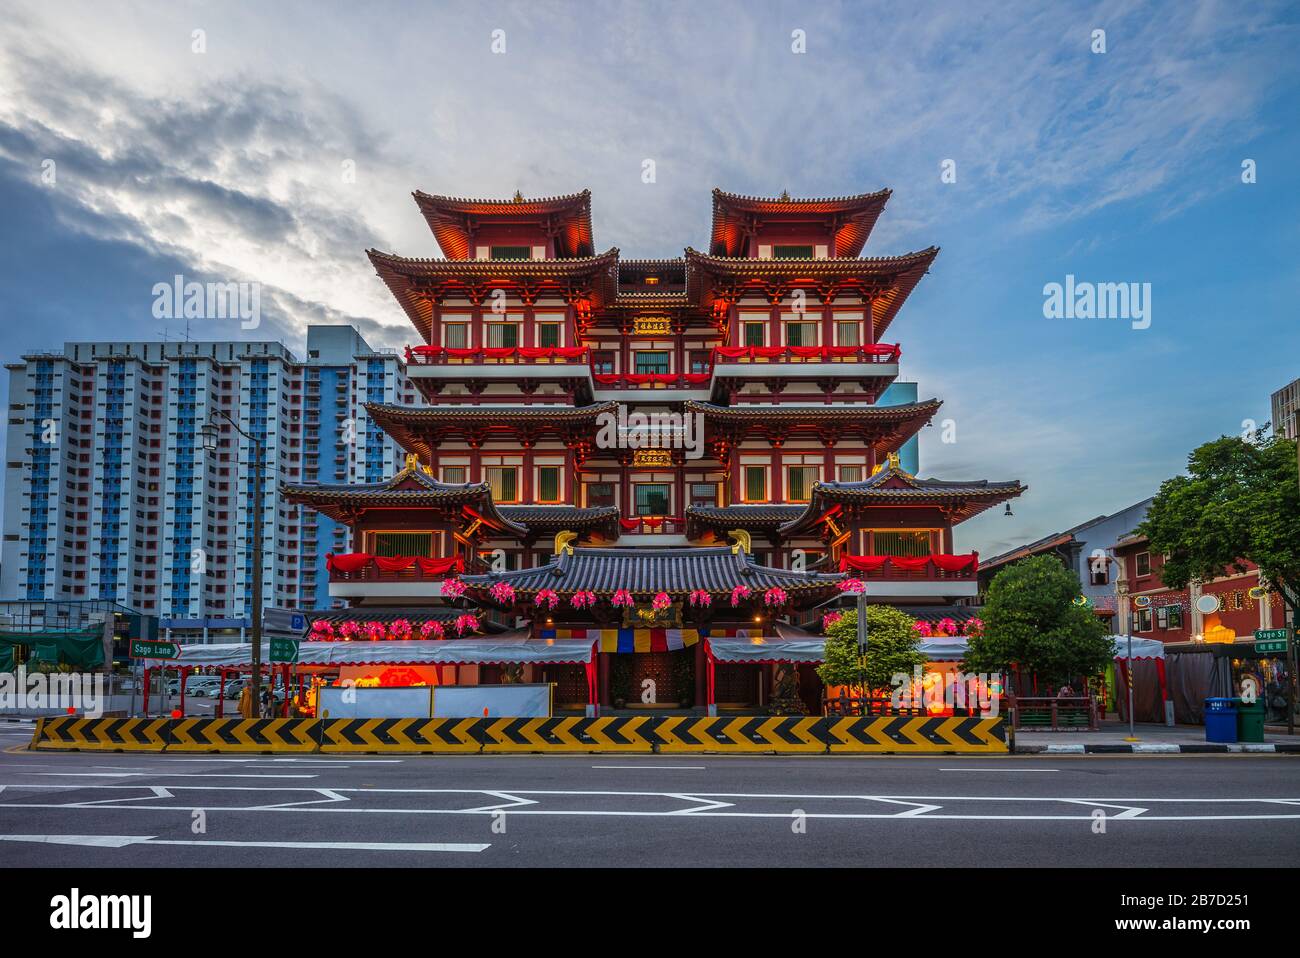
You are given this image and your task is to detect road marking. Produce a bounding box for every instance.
[939,767,1059,772]
[22,772,319,779]
[0,834,489,852]
[591,765,707,770]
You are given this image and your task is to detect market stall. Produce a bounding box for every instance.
[703,633,825,715]
[1111,635,1171,725]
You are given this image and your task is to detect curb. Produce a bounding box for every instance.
[1014,742,1300,754]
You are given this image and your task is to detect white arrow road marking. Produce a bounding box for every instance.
[864,798,943,816]
[939,767,1060,772]
[23,772,318,779]
[246,788,350,810]
[63,786,174,807]
[663,793,736,814]
[0,834,489,852]
[591,765,707,770]
[459,791,539,812]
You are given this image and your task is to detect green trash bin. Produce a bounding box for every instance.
[1235,698,1265,743]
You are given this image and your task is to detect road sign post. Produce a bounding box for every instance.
[1254,628,1290,655]
[130,639,179,660]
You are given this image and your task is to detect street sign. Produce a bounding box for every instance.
[269,638,300,664]
[262,608,308,636]
[1254,628,1291,654]
[131,639,179,660]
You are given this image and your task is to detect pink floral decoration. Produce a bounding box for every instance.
[489,581,516,605]
[688,589,712,607]
[338,621,360,642]
[611,589,634,607]
[419,620,445,640]
[763,586,788,607]
[966,617,985,637]
[730,585,752,607]
[822,611,844,631]
[441,577,467,599]
[570,590,597,609]
[837,578,865,594]
[364,621,386,642]
[651,591,671,611]
[454,614,481,635]
[913,620,933,638]
[310,620,335,641]
[390,618,413,640]
[936,617,958,636]
[535,589,559,610]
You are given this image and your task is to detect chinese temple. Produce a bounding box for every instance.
[282,187,1025,713]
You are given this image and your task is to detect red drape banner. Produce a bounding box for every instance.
[594,374,621,385]
[373,555,417,573]
[838,554,888,572]
[930,553,979,572]
[683,373,712,385]
[788,346,822,359]
[713,346,749,359]
[415,555,465,576]
[325,553,373,574]
[481,347,515,359]
[444,348,478,359]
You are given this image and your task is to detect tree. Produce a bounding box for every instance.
[1135,431,1300,617]
[818,604,927,698]
[964,555,1113,686]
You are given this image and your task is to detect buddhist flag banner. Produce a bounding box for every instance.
[537,627,760,653]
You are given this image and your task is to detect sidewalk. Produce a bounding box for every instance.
[1013,719,1300,754]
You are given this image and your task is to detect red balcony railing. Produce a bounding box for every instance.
[713,344,900,364]
[593,373,712,389]
[618,516,687,535]
[838,553,979,581]
[404,346,589,365]
[325,553,464,583]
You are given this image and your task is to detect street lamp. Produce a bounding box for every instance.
[202,410,267,712]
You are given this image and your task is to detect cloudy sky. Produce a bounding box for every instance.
[1,0,1297,556]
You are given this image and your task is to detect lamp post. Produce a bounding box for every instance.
[856,587,869,715]
[201,412,267,713]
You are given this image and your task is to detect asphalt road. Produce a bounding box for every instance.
[2,724,1298,867]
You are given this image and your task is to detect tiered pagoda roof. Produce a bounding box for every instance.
[709,188,892,258]
[412,189,594,259]
[364,401,617,459]
[280,457,526,534]
[684,504,805,540]
[780,462,1026,535]
[686,398,941,448]
[461,545,843,600]
[499,505,622,539]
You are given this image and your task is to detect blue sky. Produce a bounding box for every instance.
[0,0,1297,557]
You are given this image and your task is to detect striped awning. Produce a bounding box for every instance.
[539,626,760,654]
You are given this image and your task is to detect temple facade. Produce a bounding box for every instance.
[282,187,1025,712]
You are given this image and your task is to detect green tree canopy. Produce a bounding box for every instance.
[964,554,1113,685]
[1135,431,1300,612]
[818,604,927,697]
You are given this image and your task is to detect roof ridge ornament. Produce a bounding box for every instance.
[727,529,751,555]
[555,530,578,557]
[512,189,525,203]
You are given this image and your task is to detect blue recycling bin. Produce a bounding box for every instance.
[1204,697,1238,743]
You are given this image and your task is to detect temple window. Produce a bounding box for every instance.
[836,321,861,347]
[537,466,562,503]
[634,483,670,516]
[486,323,519,349]
[585,482,616,508]
[444,323,469,349]
[743,466,767,502]
[838,464,863,482]
[441,466,467,484]
[485,466,519,503]
[633,351,670,375]
[690,482,718,507]
[786,466,819,502]
[592,351,615,375]
[369,531,436,557]
[743,322,766,347]
[537,323,562,348]
[689,351,711,374]
[772,245,814,259]
[871,530,934,558]
[784,321,818,347]
[489,245,532,260]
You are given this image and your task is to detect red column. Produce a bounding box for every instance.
[599,652,611,707]
[428,301,442,348]
[694,640,706,709]
[770,448,783,503]
[522,444,534,503]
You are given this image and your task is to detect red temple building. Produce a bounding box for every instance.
[282,187,1025,713]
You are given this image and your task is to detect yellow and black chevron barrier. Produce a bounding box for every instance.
[319,717,481,753]
[479,715,658,752]
[167,717,319,753]
[27,714,1007,754]
[30,715,171,751]
[654,715,828,753]
[824,715,1007,753]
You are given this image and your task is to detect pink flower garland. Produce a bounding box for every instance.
[688,589,712,607]
[966,617,985,637]
[611,589,634,607]
[651,591,671,611]
[936,617,958,636]
[763,587,787,607]
[419,620,445,640]
[364,621,386,642]
[837,577,865,594]
[390,618,413,640]
[535,589,559,610]
[570,590,597,610]
[310,620,335,641]
[822,611,844,631]
[489,581,516,605]
[338,621,360,642]
[441,577,466,599]
[729,585,751,607]
[454,614,481,635]
[913,620,933,638]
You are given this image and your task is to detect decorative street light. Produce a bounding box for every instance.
[202,410,267,712]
